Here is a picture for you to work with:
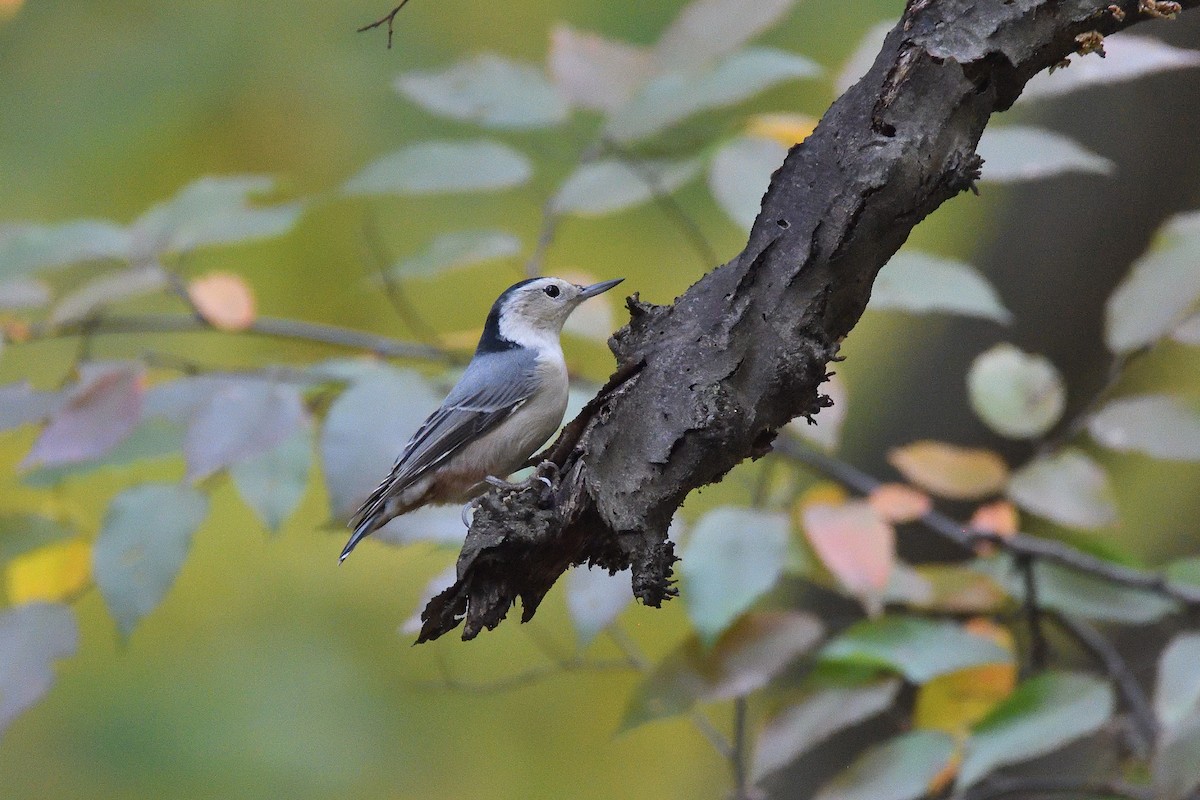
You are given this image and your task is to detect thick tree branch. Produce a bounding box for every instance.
[418,0,1199,641]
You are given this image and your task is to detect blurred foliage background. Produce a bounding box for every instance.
[1,1,1199,799]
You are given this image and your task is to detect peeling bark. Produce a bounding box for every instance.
[417,0,1198,642]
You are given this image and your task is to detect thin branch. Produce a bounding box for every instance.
[357,0,412,49]
[779,438,1200,607]
[1019,554,1049,674]
[961,776,1154,800]
[359,216,445,349]
[524,196,561,278]
[731,697,750,799]
[1035,347,1147,460]
[1051,612,1158,757]
[407,655,638,695]
[20,312,451,362]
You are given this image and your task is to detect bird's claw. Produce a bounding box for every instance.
[484,461,559,492]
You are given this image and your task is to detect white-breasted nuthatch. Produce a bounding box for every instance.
[340,276,624,562]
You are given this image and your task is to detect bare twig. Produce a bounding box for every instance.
[1051,612,1157,757]
[1019,554,1049,673]
[360,216,445,349]
[524,197,561,278]
[21,312,451,362]
[408,655,638,695]
[357,0,412,49]
[731,697,750,799]
[779,438,1200,608]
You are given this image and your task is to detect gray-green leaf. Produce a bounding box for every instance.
[548,25,653,112]
[0,220,129,281]
[1088,394,1200,461]
[813,731,957,800]
[1154,719,1200,800]
[680,507,790,644]
[396,54,568,129]
[968,344,1066,438]
[388,229,521,280]
[752,679,902,782]
[869,251,1011,323]
[1006,448,1117,529]
[708,136,787,231]
[654,0,799,72]
[605,47,820,143]
[1020,36,1200,103]
[1106,210,1200,353]
[958,671,1115,788]
[230,427,312,532]
[1155,634,1200,735]
[0,603,78,736]
[93,483,208,637]
[567,565,632,646]
[343,140,532,196]
[552,157,700,216]
[820,617,1011,683]
[977,126,1114,183]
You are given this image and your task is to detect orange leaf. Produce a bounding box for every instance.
[970,500,1019,537]
[746,113,818,147]
[915,620,1016,736]
[887,441,1009,500]
[6,539,91,604]
[868,482,933,523]
[802,500,895,615]
[188,272,257,332]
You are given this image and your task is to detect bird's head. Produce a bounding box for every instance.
[478,276,623,353]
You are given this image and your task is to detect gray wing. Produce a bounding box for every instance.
[350,349,539,528]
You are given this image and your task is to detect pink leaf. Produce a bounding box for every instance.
[22,362,144,468]
[802,501,895,615]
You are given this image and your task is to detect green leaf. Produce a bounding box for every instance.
[958,671,1115,788]
[21,362,145,470]
[0,220,130,281]
[548,25,653,112]
[552,157,700,216]
[977,555,1177,624]
[22,418,185,487]
[183,380,308,481]
[968,344,1066,439]
[835,20,894,95]
[92,483,208,637]
[1154,719,1200,800]
[1155,634,1200,735]
[1106,211,1200,353]
[977,126,1114,182]
[0,603,78,736]
[1088,394,1200,460]
[230,427,312,532]
[820,617,1011,684]
[813,731,957,800]
[751,679,902,782]
[622,612,822,730]
[566,565,632,646]
[654,0,799,72]
[395,54,569,129]
[870,251,1011,323]
[129,175,302,257]
[1021,36,1200,102]
[605,47,821,143]
[679,507,790,643]
[49,263,167,325]
[319,367,439,520]
[0,515,74,566]
[1006,448,1117,529]
[388,229,521,280]
[343,140,532,196]
[708,135,787,231]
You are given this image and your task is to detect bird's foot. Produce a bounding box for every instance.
[484,460,559,493]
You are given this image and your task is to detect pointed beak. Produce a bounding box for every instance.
[578,278,624,299]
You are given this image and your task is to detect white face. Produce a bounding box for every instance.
[502,278,588,335]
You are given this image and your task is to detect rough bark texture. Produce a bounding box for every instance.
[417,0,1198,643]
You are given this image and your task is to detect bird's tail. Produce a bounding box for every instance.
[340,504,384,563]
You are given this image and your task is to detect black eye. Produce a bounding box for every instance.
[543,285,561,298]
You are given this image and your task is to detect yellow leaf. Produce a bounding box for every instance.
[887,441,1009,500]
[915,620,1016,736]
[6,539,92,604]
[746,113,818,147]
[188,272,257,332]
[795,481,849,511]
